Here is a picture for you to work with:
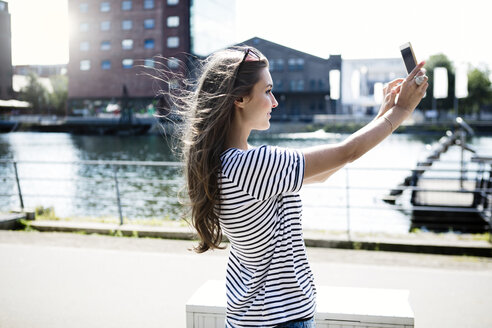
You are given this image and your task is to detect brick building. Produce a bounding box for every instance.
[237,37,342,121]
[67,0,192,113]
[0,1,13,100]
[67,0,236,115]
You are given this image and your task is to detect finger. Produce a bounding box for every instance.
[417,75,429,89]
[387,78,404,89]
[407,61,426,81]
[389,89,397,103]
[384,78,404,95]
[419,82,429,97]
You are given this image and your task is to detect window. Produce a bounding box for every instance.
[287,58,304,71]
[100,2,110,12]
[101,60,111,70]
[100,21,111,31]
[309,79,316,90]
[167,0,179,5]
[296,58,305,70]
[167,57,180,69]
[276,59,284,71]
[80,41,89,51]
[121,1,132,10]
[79,22,89,32]
[79,3,88,12]
[289,80,304,91]
[167,16,179,27]
[275,80,284,91]
[288,59,296,71]
[122,20,132,30]
[298,80,305,91]
[144,59,154,68]
[100,40,111,50]
[167,36,179,48]
[144,39,155,49]
[144,0,155,9]
[122,39,133,50]
[144,18,155,29]
[122,59,133,69]
[80,60,90,71]
[269,59,285,72]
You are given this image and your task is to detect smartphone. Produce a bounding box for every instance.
[400,42,417,74]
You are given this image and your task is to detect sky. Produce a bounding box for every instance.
[7,0,492,71]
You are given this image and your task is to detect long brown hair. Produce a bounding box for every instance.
[178,47,268,252]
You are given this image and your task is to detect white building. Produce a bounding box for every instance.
[341,58,406,116]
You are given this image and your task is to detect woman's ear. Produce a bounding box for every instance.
[234,97,245,109]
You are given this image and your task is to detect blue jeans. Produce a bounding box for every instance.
[274,317,316,328]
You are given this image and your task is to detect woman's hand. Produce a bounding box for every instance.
[303,61,429,183]
[376,78,404,119]
[394,61,429,115]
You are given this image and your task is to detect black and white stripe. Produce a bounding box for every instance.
[219,145,316,327]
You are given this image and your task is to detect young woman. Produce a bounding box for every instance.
[179,46,428,328]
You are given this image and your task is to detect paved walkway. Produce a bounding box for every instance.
[0,230,491,328]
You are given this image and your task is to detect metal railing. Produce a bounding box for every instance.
[0,158,490,238]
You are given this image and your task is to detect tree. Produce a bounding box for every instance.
[462,67,492,119]
[19,72,49,115]
[421,54,455,117]
[48,75,68,116]
[18,72,68,116]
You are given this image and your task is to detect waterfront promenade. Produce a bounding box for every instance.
[0,230,491,328]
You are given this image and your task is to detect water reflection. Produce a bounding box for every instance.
[0,132,490,234]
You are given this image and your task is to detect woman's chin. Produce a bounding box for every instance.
[254,122,270,131]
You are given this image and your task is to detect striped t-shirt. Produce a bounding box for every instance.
[218,145,316,327]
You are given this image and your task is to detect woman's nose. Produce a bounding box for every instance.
[271,93,278,108]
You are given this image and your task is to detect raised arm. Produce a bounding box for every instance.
[303,61,428,182]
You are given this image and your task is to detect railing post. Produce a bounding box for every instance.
[112,165,124,225]
[460,130,466,189]
[345,167,351,242]
[13,160,24,210]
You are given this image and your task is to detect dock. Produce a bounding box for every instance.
[384,118,492,233]
[0,212,28,230]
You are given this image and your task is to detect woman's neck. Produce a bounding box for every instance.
[226,116,250,151]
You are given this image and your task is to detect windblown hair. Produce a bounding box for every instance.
[171,47,268,253]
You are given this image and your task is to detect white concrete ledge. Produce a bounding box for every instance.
[186,280,414,328]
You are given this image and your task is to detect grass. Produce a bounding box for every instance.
[32,205,189,228]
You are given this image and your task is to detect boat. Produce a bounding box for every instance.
[0,120,18,133]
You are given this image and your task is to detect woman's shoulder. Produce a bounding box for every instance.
[220,144,274,159]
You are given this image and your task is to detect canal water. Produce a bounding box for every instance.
[1,131,490,234]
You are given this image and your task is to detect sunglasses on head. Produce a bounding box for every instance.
[241,47,261,63]
[232,48,261,85]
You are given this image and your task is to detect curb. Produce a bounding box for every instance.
[28,220,195,240]
[303,238,492,258]
[16,220,492,258]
